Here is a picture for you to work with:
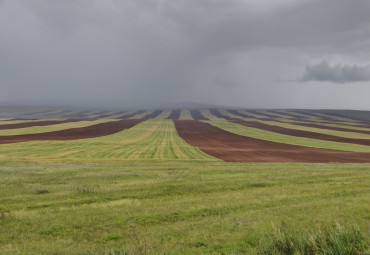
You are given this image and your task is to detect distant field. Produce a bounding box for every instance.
[0,107,369,254]
[1,107,370,162]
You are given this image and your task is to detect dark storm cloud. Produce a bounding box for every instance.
[1,0,370,109]
[301,61,370,83]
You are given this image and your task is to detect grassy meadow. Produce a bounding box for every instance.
[0,160,369,254]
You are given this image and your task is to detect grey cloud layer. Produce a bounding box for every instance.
[1,0,370,109]
[301,61,370,83]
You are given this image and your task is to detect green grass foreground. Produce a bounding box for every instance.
[0,160,369,254]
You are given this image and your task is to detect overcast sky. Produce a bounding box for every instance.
[1,0,370,109]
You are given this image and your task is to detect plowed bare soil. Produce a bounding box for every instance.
[0,119,143,144]
[0,119,84,130]
[232,119,370,146]
[190,110,208,120]
[174,120,370,162]
[167,109,181,119]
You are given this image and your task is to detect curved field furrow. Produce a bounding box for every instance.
[117,110,146,119]
[275,110,316,120]
[0,119,142,144]
[253,110,281,119]
[0,119,84,130]
[232,119,370,146]
[153,109,171,119]
[256,110,294,119]
[209,109,234,120]
[249,110,301,120]
[27,109,55,116]
[319,110,370,123]
[98,111,128,119]
[69,110,94,118]
[174,120,370,162]
[142,110,163,119]
[308,111,364,123]
[228,110,269,120]
[288,110,337,121]
[167,109,181,120]
[190,109,208,120]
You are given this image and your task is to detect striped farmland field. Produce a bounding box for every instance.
[0,120,216,161]
[225,109,370,133]
[214,109,370,140]
[0,107,370,162]
[175,120,370,162]
[205,120,370,153]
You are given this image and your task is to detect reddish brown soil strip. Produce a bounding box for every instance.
[174,120,370,163]
[167,109,181,120]
[117,110,146,119]
[143,110,163,119]
[190,110,208,120]
[232,119,370,146]
[0,119,85,130]
[0,119,143,144]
